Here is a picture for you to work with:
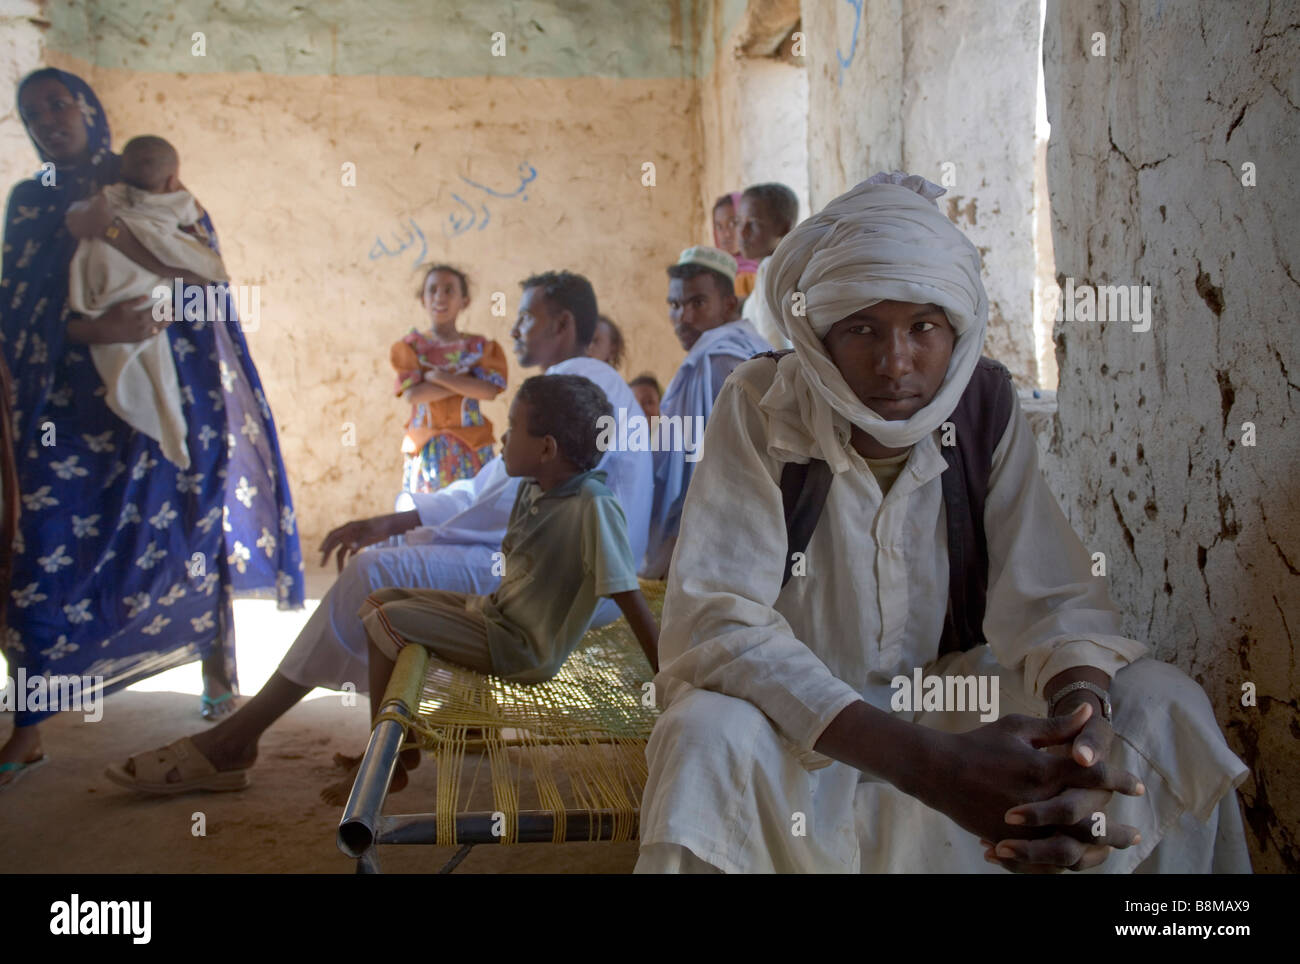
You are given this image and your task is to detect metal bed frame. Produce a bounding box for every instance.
[336,614,658,873]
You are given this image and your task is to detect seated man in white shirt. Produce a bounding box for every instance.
[636,173,1250,874]
[642,246,772,578]
[110,271,653,793]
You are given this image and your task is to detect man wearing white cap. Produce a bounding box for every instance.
[641,247,771,579]
[635,173,1250,873]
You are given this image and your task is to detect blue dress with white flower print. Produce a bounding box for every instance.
[1,68,304,726]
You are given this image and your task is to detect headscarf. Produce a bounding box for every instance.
[16,67,115,170]
[2,67,120,451]
[757,171,988,474]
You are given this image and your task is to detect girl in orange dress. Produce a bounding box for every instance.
[392,265,507,494]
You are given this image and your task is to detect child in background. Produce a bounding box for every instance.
[586,314,626,370]
[737,182,799,349]
[712,192,759,300]
[392,264,507,495]
[629,373,662,418]
[66,135,228,470]
[322,374,659,805]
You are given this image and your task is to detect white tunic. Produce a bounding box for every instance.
[637,358,1249,872]
[740,257,790,350]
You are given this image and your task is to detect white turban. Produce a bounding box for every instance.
[758,171,989,473]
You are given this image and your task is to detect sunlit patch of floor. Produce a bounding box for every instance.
[126,565,339,701]
[124,597,336,701]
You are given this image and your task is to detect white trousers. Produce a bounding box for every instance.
[635,646,1251,874]
[277,541,622,693]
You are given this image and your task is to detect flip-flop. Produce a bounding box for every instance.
[200,691,236,721]
[0,755,48,791]
[104,736,250,795]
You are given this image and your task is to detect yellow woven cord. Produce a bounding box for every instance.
[384,643,431,714]
[389,579,666,846]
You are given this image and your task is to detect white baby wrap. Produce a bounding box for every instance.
[67,184,229,469]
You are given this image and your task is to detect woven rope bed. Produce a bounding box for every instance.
[337,579,664,873]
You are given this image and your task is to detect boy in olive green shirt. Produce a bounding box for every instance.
[322,374,659,805]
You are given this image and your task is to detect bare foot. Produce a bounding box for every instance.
[0,726,45,790]
[320,757,409,807]
[333,747,421,771]
[332,751,362,770]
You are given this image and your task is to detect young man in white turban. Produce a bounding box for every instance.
[635,173,1250,874]
[641,246,772,579]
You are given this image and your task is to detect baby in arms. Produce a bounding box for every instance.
[67,135,229,469]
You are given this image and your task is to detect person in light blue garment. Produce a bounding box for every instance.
[641,246,771,579]
[109,270,652,793]
[0,68,304,790]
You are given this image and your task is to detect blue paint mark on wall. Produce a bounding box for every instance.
[369,218,427,266]
[836,0,864,88]
[369,162,538,263]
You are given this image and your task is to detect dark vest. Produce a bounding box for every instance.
[758,351,1015,656]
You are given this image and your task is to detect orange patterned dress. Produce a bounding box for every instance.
[391,331,508,494]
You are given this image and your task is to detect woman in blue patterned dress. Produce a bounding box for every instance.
[0,68,304,788]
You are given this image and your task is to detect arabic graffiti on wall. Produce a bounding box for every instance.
[368,162,538,265]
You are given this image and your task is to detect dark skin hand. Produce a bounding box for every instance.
[815,693,1144,871]
[67,296,168,345]
[319,509,421,573]
[611,589,659,672]
[980,668,1139,872]
[925,703,1141,860]
[405,381,457,404]
[66,192,213,288]
[425,369,503,401]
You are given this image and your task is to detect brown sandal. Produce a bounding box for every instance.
[104,736,250,795]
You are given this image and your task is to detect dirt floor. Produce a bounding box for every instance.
[0,565,638,874]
